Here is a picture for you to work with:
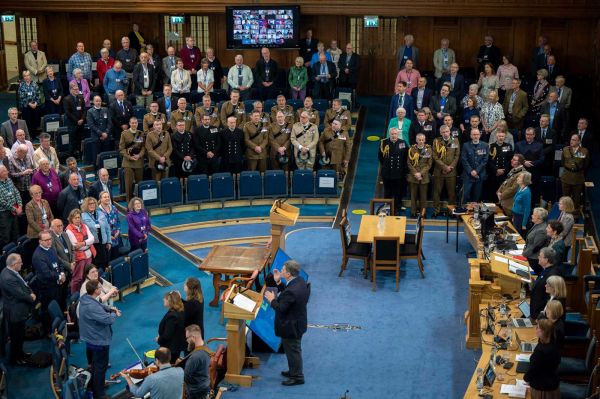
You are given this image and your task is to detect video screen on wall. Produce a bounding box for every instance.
[225,5,300,49]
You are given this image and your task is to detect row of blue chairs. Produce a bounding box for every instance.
[134,169,339,208]
[109,249,149,293]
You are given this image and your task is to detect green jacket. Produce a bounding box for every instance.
[288,66,308,90]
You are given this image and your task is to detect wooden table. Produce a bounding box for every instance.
[356,215,406,244]
[199,245,271,307]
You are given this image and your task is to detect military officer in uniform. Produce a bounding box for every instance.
[170,120,195,179]
[324,99,351,131]
[220,116,245,174]
[496,154,526,216]
[291,111,319,170]
[296,96,320,126]
[441,115,460,141]
[193,114,221,175]
[86,95,113,154]
[243,111,269,173]
[252,101,271,125]
[269,111,292,171]
[145,119,172,181]
[432,125,460,216]
[407,133,432,217]
[194,94,220,129]
[461,128,488,203]
[319,120,351,176]
[486,130,513,201]
[271,95,295,124]
[561,133,590,209]
[378,127,408,214]
[219,89,246,127]
[119,117,146,201]
[143,102,166,132]
[170,97,194,133]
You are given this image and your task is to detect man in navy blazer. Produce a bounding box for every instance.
[312,54,336,100]
[530,247,560,319]
[0,254,36,365]
[389,81,414,120]
[265,260,310,386]
[411,77,433,114]
[437,63,465,99]
[88,168,113,200]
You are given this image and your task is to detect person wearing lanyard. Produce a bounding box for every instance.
[127,197,151,252]
[42,66,63,115]
[195,58,214,103]
[133,52,156,107]
[288,56,308,101]
[81,197,111,272]
[25,184,54,241]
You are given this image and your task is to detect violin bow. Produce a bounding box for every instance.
[126,337,146,366]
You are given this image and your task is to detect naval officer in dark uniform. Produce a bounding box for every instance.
[378,127,408,214]
[193,114,221,175]
[219,116,244,174]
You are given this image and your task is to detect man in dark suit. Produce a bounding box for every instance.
[389,81,414,120]
[541,91,568,144]
[535,114,558,176]
[430,83,457,127]
[50,218,75,273]
[534,44,552,75]
[476,35,501,72]
[88,168,112,200]
[63,83,87,157]
[312,54,336,100]
[409,109,436,145]
[255,47,279,101]
[299,29,318,67]
[411,77,433,115]
[132,52,157,107]
[522,208,548,276]
[531,36,548,77]
[337,43,360,90]
[577,118,593,151]
[437,63,465,100]
[0,107,30,148]
[545,55,560,86]
[108,90,133,143]
[32,230,66,331]
[530,247,559,319]
[57,172,87,223]
[264,260,310,386]
[0,254,36,365]
[157,84,178,131]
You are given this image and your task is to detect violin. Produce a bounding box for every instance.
[110,364,158,380]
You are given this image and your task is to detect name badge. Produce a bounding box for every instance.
[126,59,131,62]
[116,79,121,83]
[424,125,432,131]
[237,109,245,114]
[103,113,108,119]
[64,248,69,254]
[545,139,553,145]
[483,55,489,60]
[451,143,459,149]
[94,223,100,229]
[339,136,347,141]
[452,131,459,137]
[135,137,144,142]
[577,153,586,158]
[80,63,85,66]
[52,262,58,269]
[184,116,190,121]
[28,91,33,96]
[261,128,268,133]
[341,115,348,120]
[52,89,57,94]
[76,106,82,110]
[210,128,218,133]
[476,149,487,156]
[443,56,448,62]
[403,55,408,60]
[423,153,431,158]
[140,226,146,231]
[190,54,195,59]
[502,147,510,152]
[78,199,84,205]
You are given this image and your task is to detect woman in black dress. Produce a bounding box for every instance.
[183,277,205,338]
[157,291,186,363]
[524,318,561,399]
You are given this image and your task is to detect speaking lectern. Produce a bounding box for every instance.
[223,284,265,386]
[269,200,299,260]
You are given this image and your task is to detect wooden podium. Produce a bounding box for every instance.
[222,284,264,387]
[269,200,299,260]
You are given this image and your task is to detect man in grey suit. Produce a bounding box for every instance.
[550,75,572,110]
[396,34,419,71]
[50,218,75,273]
[432,38,455,79]
[523,207,548,275]
[0,108,30,148]
[162,46,177,84]
[0,254,36,365]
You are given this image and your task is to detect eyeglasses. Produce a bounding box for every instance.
[40,238,52,241]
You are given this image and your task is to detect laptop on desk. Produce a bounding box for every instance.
[511,301,533,328]
[515,331,537,353]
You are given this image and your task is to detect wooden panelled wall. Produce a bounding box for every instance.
[27,12,598,96]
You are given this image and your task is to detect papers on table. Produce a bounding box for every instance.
[508,250,523,256]
[516,244,525,250]
[232,292,257,312]
[515,353,531,362]
[500,379,528,398]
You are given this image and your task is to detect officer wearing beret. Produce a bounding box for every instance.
[243,111,269,173]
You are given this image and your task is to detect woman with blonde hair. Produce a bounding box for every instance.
[557,196,575,260]
[157,290,186,363]
[81,196,111,271]
[25,184,53,239]
[544,275,567,320]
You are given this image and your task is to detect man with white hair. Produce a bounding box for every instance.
[227,55,253,101]
[433,38,455,79]
[33,133,60,172]
[23,40,48,83]
[0,165,23,248]
[10,129,34,159]
[396,34,419,70]
[88,168,112,201]
[0,107,29,148]
[116,36,138,77]
[9,144,34,203]
[291,111,319,170]
[63,82,87,156]
[108,90,133,143]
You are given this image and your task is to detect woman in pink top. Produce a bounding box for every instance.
[394,59,421,95]
[497,54,519,101]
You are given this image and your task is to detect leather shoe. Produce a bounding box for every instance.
[13,358,28,366]
[282,378,304,386]
[281,370,291,378]
[23,352,32,358]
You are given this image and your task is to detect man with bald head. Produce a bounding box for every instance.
[10,144,34,203]
[88,168,112,201]
[255,47,279,101]
[10,129,34,159]
[312,53,336,99]
[227,55,253,101]
[0,165,23,248]
[162,47,177,84]
[109,89,133,143]
[1,107,29,148]
[433,38,455,79]
[337,43,360,89]
[50,218,75,273]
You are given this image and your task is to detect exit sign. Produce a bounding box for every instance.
[1,15,15,23]
[170,16,185,24]
[364,16,379,28]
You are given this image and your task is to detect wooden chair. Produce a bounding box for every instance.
[338,217,372,277]
[400,212,425,278]
[372,236,401,291]
[370,198,395,216]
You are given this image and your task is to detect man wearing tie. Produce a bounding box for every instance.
[108,90,133,143]
[546,55,560,85]
[389,81,414,120]
[0,254,36,365]
[226,55,253,101]
[88,168,112,201]
[433,38,455,80]
[337,43,360,90]
[534,115,557,176]
[158,84,177,131]
[312,53,336,100]
[50,218,75,274]
[161,47,177,84]
[577,118,593,151]
[550,75,572,111]
[541,92,567,143]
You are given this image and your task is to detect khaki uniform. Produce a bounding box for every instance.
[258,112,271,125]
[194,106,220,129]
[432,137,460,213]
[296,107,320,126]
[143,112,166,132]
[219,101,246,127]
[243,122,270,172]
[119,129,146,201]
[561,145,590,209]
[318,127,351,175]
[270,105,295,124]
[269,122,292,170]
[145,130,173,181]
[170,109,194,133]
[407,144,433,216]
[498,166,525,216]
[290,122,319,170]
[324,108,352,131]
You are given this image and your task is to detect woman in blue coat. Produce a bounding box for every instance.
[511,171,532,232]
[81,197,111,271]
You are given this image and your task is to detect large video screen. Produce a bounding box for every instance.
[226,6,300,49]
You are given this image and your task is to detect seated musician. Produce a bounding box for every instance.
[121,347,184,399]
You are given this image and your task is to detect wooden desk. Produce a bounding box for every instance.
[461,214,526,259]
[356,215,406,244]
[199,245,271,306]
[464,302,536,399]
